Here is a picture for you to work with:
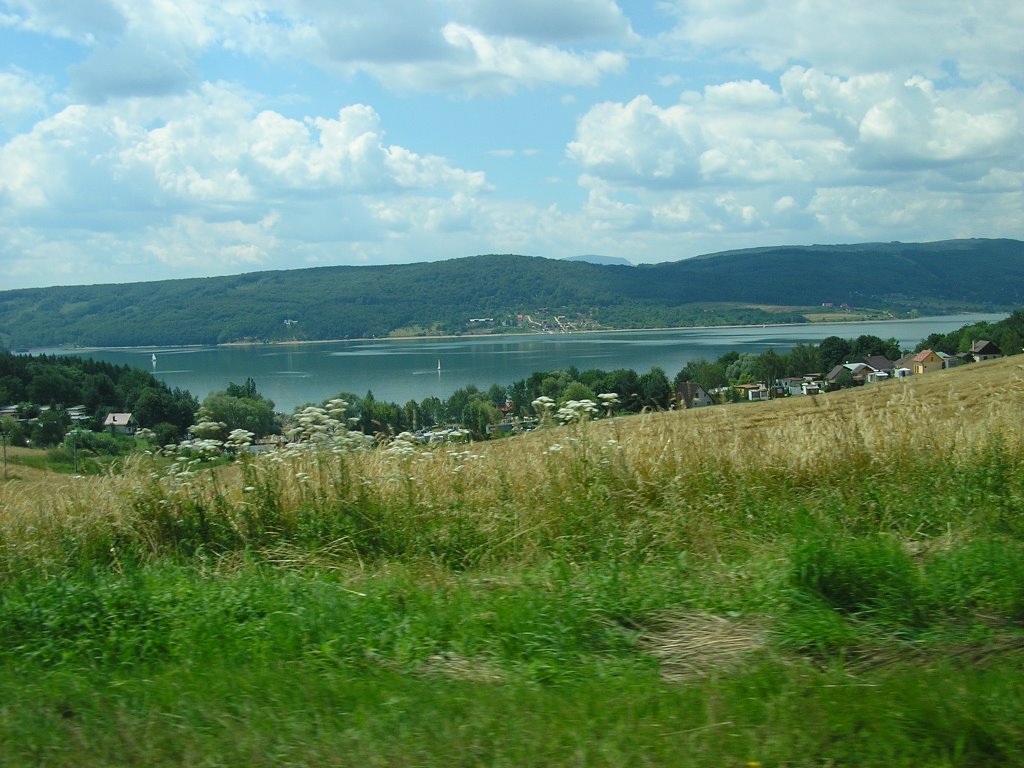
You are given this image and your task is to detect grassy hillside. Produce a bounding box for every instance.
[0,238,1020,347]
[1,357,1022,765]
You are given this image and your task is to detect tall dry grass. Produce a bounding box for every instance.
[2,357,1022,576]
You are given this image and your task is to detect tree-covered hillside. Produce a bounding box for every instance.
[0,239,1020,347]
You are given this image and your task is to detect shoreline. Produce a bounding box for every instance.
[29,311,1004,354]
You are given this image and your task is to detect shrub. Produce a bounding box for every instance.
[791,535,930,626]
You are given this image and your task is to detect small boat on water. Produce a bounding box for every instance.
[437,359,441,375]
[151,353,157,366]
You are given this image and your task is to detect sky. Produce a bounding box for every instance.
[1,1,1022,290]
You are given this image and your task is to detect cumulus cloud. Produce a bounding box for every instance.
[5,1,631,98]
[0,0,127,43]
[0,84,487,214]
[0,70,48,131]
[455,0,636,43]
[567,84,843,189]
[567,63,1024,239]
[0,84,493,284]
[661,0,1024,79]
[68,40,198,101]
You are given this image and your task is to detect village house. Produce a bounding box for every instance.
[910,349,944,375]
[780,377,806,396]
[676,381,716,408]
[937,351,961,369]
[735,383,771,401]
[103,412,138,435]
[969,339,1003,362]
[825,362,869,387]
[776,375,824,396]
[859,355,895,376]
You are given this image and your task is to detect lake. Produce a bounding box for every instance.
[37,314,1007,412]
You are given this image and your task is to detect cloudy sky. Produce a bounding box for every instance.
[1,1,1022,289]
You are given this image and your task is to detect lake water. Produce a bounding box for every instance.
[37,314,1007,412]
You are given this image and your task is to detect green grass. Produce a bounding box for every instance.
[2,557,1023,767]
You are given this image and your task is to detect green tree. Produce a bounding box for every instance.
[638,366,672,410]
[463,399,501,440]
[27,367,79,405]
[81,372,117,412]
[418,396,445,427]
[726,353,759,384]
[225,377,260,400]
[561,381,597,404]
[31,409,69,447]
[787,343,822,377]
[756,349,784,388]
[818,336,852,371]
[601,369,641,412]
[197,391,278,438]
[132,387,197,436]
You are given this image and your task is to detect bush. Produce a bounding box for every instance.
[925,538,1024,623]
[791,536,929,626]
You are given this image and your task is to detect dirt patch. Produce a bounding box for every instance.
[418,652,508,684]
[638,611,769,682]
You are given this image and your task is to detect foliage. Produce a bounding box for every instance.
[195,378,279,438]
[917,309,1024,357]
[0,351,197,437]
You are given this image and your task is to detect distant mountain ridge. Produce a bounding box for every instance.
[0,239,1020,348]
[562,255,633,266]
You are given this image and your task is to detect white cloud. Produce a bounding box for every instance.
[0,70,48,131]
[662,0,1024,80]
[455,0,636,43]
[566,54,1023,244]
[567,96,705,186]
[0,83,494,284]
[567,84,843,189]
[569,69,1023,191]
[393,23,626,94]
[0,0,127,43]
[143,213,280,270]
[0,84,487,216]
[4,1,630,99]
[68,39,198,101]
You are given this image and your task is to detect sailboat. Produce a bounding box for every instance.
[151,353,157,367]
[437,359,441,375]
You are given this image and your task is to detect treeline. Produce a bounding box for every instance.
[674,334,903,393]
[290,334,899,441]
[916,309,1024,357]
[315,366,678,441]
[0,351,198,447]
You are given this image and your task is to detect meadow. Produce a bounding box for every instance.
[1,357,1023,767]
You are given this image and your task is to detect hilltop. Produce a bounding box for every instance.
[0,238,1020,347]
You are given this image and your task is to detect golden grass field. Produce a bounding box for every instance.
[2,355,1021,572]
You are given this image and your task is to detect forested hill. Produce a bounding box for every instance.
[1,238,1021,348]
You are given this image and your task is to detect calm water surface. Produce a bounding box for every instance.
[38,315,1007,412]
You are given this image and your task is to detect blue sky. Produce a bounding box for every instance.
[1,1,1022,290]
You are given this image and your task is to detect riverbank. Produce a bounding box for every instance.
[31,310,1004,353]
